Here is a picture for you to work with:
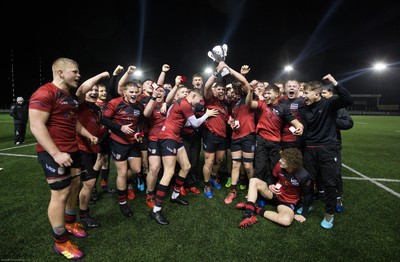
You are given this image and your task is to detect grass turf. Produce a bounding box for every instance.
[0,114,399,261]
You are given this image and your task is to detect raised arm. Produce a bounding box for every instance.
[156,64,170,86]
[117,66,136,95]
[144,92,158,118]
[165,75,182,106]
[245,85,259,109]
[224,63,252,93]
[240,64,251,76]
[76,71,110,103]
[108,65,124,100]
[322,74,353,109]
[204,73,217,99]
[204,61,228,99]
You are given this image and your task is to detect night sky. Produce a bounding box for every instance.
[2,0,400,108]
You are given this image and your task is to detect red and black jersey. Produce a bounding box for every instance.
[230,95,256,139]
[103,96,144,145]
[95,100,107,112]
[159,98,194,142]
[77,101,102,153]
[180,100,205,136]
[272,163,312,205]
[279,96,305,143]
[204,96,228,138]
[255,100,295,142]
[138,93,151,135]
[181,125,195,136]
[138,93,151,103]
[147,101,167,142]
[29,83,79,153]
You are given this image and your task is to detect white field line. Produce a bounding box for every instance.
[354,122,368,124]
[342,163,400,198]
[0,143,36,152]
[0,152,37,158]
[342,177,400,182]
[0,143,37,158]
[0,146,399,198]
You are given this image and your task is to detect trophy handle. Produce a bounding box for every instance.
[208,51,215,61]
[222,44,228,56]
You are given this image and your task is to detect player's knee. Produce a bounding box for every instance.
[249,177,259,186]
[132,168,141,175]
[278,216,293,227]
[182,162,191,173]
[83,178,96,187]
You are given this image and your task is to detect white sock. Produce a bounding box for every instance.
[171,191,179,199]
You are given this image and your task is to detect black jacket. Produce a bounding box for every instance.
[302,84,353,146]
[10,103,28,124]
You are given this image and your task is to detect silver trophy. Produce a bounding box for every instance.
[208,44,229,77]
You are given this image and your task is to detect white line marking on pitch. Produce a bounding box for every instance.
[342,177,400,182]
[0,143,36,152]
[342,163,400,198]
[0,152,37,158]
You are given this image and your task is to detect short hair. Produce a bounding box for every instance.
[192,73,202,80]
[52,57,78,74]
[231,80,244,94]
[214,81,225,89]
[123,81,140,91]
[322,86,333,92]
[231,80,242,89]
[97,83,106,89]
[189,88,203,97]
[265,84,280,94]
[132,79,143,88]
[285,79,300,86]
[304,81,323,93]
[280,148,303,171]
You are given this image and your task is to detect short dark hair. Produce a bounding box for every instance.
[322,86,333,92]
[123,81,140,90]
[189,88,203,97]
[304,81,323,93]
[192,73,202,79]
[265,84,280,94]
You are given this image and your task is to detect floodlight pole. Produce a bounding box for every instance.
[11,49,15,104]
[39,56,43,86]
